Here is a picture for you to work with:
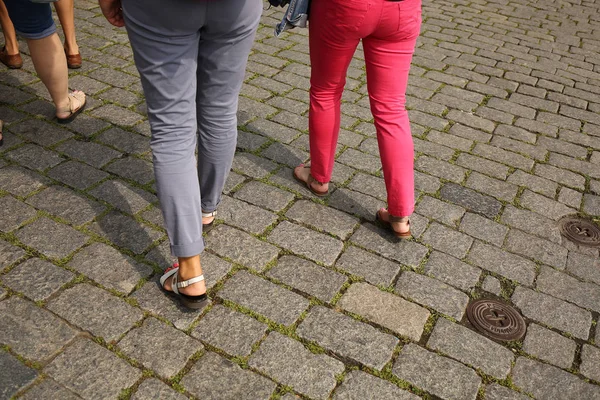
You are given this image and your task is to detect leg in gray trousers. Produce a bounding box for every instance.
[122,0,262,258]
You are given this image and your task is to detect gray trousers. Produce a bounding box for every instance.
[122,0,262,257]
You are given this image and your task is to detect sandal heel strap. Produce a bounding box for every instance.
[202,211,217,218]
[176,275,205,289]
[388,215,409,223]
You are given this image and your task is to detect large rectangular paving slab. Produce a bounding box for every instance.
[505,230,568,269]
[2,258,74,301]
[427,318,514,379]
[467,241,536,285]
[392,343,481,400]
[424,251,481,292]
[420,222,474,259]
[512,286,592,340]
[536,266,600,312]
[285,200,359,240]
[45,339,142,400]
[395,271,470,320]
[297,306,398,370]
[333,371,419,400]
[182,352,276,400]
[207,225,279,271]
[267,255,347,302]
[268,221,343,266]
[218,271,309,326]
[335,246,401,287]
[249,332,345,400]
[218,196,278,235]
[566,252,600,286]
[523,323,576,369]
[512,357,600,399]
[0,297,78,362]
[15,217,89,260]
[338,283,430,341]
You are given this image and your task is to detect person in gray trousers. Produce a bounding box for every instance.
[99,0,262,309]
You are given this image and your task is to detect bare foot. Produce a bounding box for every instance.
[161,259,207,296]
[378,208,410,234]
[55,90,86,121]
[293,164,329,194]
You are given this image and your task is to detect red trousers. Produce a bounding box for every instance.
[308,0,422,216]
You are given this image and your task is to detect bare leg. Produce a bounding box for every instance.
[53,0,78,56]
[0,0,19,55]
[161,255,207,296]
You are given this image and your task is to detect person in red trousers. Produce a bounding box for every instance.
[294,0,422,239]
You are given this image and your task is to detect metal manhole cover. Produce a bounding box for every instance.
[559,217,600,248]
[466,299,526,341]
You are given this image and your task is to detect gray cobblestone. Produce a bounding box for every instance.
[0,195,37,232]
[424,251,481,292]
[414,137,455,161]
[104,157,154,185]
[535,164,586,190]
[507,170,558,197]
[89,211,162,254]
[460,212,508,247]
[231,152,278,179]
[581,344,600,382]
[3,258,74,301]
[583,193,600,216]
[456,153,510,180]
[48,160,109,190]
[88,180,156,215]
[333,370,419,400]
[468,241,536,285]
[97,127,150,155]
[523,323,576,369]
[6,144,63,172]
[440,183,502,218]
[27,186,105,226]
[485,383,532,400]
[506,230,568,269]
[285,200,359,240]
[474,143,534,171]
[16,217,88,259]
[328,188,385,222]
[415,156,467,183]
[501,205,562,243]
[0,239,25,268]
[481,275,502,295]
[558,187,583,209]
[537,266,600,313]
[0,350,38,400]
[132,379,187,400]
[566,252,600,286]
[233,181,294,212]
[10,119,73,146]
[0,166,50,197]
[19,378,81,400]
[261,142,308,168]
[347,173,387,201]
[520,190,576,220]
[218,196,278,235]
[538,135,588,159]
[336,246,400,287]
[449,123,492,142]
[415,196,465,228]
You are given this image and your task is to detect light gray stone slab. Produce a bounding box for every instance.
[423,251,481,292]
[218,271,309,326]
[566,251,600,286]
[501,205,563,244]
[482,275,502,295]
[333,370,419,400]
[581,344,600,382]
[297,306,398,370]
[45,339,142,400]
[182,352,276,400]
[218,196,278,235]
[268,221,343,266]
[520,190,576,220]
[459,212,509,247]
[118,317,203,378]
[68,243,152,295]
[89,211,163,255]
[249,332,345,400]
[20,378,82,400]
[233,180,295,212]
[415,196,466,227]
[285,200,359,240]
[0,239,26,268]
[0,194,37,232]
[392,343,481,400]
[338,283,430,341]
[350,224,428,268]
[396,271,469,320]
[132,379,187,400]
[207,225,279,271]
[335,246,401,287]
[328,188,385,222]
[523,323,576,369]
[0,297,77,362]
[428,318,514,379]
[15,217,89,260]
[267,255,347,302]
[536,266,600,312]
[26,185,106,226]
[3,258,74,301]
[485,383,530,400]
[512,357,600,400]
[0,350,38,400]
[192,304,267,357]
[506,229,568,269]
[512,286,592,340]
[467,241,536,286]
[88,180,156,215]
[420,222,474,259]
[47,283,143,341]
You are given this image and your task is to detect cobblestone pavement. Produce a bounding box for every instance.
[1,0,600,399]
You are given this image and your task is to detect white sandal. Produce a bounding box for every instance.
[159,263,208,309]
[202,210,217,233]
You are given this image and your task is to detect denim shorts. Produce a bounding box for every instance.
[3,0,56,40]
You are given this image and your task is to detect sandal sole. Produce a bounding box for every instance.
[293,168,329,197]
[375,211,412,239]
[57,100,86,124]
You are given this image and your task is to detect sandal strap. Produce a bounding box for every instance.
[175,274,205,290]
[202,210,217,218]
[388,215,410,223]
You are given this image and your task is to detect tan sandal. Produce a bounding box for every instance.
[293,164,329,197]
[56,90,86,123]
[376,208,412,239]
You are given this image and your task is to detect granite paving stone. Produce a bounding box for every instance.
[335,246,401,287]
[88,180,156,215]
[415,155,467,183]
[337,148,382,173]
[459,212,508,247]
[19,378,82,400]
[583,193,600,216]
[440,183,502,218]
[535,164,586,190]
[338,283,430,341]
[2,258,74,301]
[285,200,359,240]
[347,172,387,201]
[218,196,278,235]
[5,143,64,172]
[261,142,309,167]
[512,357,600,399]
[536,266,600,313]
[473,143,534,171]
[97,127,150,155]
[332,371,419,400]
[523,323,576,369]
[118,317,203,378]
[421,222,474,259]
[233,180,295,212]
[0,166,50,197]
[89,211,163,254]
[415,196,466,227]
[56,140,121,169]
[456,153,510,180]
[424,251,481,292]
[0,239,26,268]
[396,271,470,320]
[237,129,270,151]
[68,243,152,294]
[467,241,536,286]
[104,157,154,185]
[482,275,502,295]
[328,188,386,222]
[131,379,187,400]
[207,225,279,271]
[520,189,576,220]
[15,217,88,259]
[45,339,142,400]
[505,229,568,269]
[218,271,309,326]
[48,160,109,190]
[297,306,398,370]
[183,352,276,400]
[231,152,278,179]
[0,195,37,232]
[26,186,106,226]
[0,287,6,301]
[393,343,481,400]
[91,104,144,126]
[268,221,343,266]
[249,332,345,400]
[512,286,592,340]
[350,224,428,268]
[47,283,143,341]
[0,297,78,362]
[428,318,514,379]
[267,255,346,302]
[9,119,73,146]
[192,304,267,357]
[500,205,562,244]
[507,170,558,198]
[485,384,531,400]
[566,252,600,286]
[0,350,37,400]
[581,344,600,382]
[223,171,246,194]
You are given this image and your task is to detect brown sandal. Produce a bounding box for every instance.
[56,91,86,123]
[376,208,412,239]
[65,48,82,69]
[293,164,329,197]
[0,46,22,69]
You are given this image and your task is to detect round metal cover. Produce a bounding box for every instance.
[559,217,600,248]
[466,299,526,341]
